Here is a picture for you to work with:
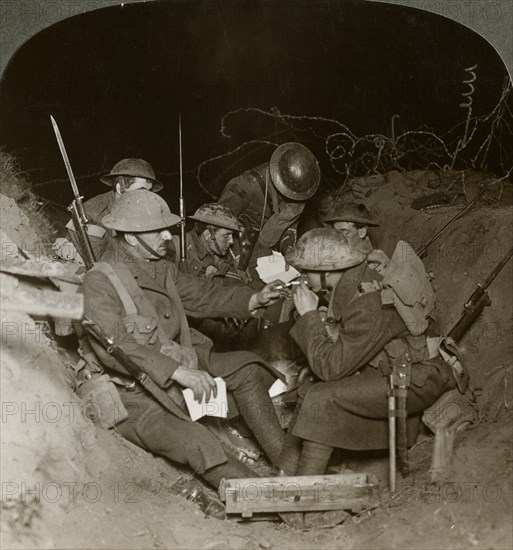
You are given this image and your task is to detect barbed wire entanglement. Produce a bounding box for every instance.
[196,71,512,198]
[24,69,512,207]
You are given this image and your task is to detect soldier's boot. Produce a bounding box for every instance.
[276,401,304,475]
[279,440,334,529]
[232,365,285,465]
[171,476,226,520]
[173,455,257,520]
[202,454,257,487]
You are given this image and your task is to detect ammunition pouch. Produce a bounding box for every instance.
[370,334,434,387]
[124,314,159,346]
[76,373,129,429]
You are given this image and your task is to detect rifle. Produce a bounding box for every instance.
[178,114,187,264]
[447,245,512,343]
[416,197,477,259]
[81,316,190,421]
[50,115,96,269]
[441,245,513,392]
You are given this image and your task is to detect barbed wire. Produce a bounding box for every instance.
[18,70,513,203]
[197,72,512,195]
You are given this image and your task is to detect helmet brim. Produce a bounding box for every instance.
[189,214,241,232]
[102,211,180,232]
[322,215,380,227]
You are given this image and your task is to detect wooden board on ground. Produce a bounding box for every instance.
[1,287,84,319]
[220,473,379,517]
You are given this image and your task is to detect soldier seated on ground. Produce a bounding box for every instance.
[173,202,248,282]
[276,228,456,528]
[80,189,287,497]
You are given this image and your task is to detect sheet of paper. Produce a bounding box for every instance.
[268,378,288,398]
[182,377,228,422]
[256,251,300,284]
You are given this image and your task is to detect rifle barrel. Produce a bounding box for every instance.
[482,246,513,289]
[178,113,187,263]
[179,113,183,204]
[416,197,477,258]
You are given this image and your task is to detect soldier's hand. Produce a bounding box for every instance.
[251,280,290,309]
[293,279,319,316]
[171,367,217,403]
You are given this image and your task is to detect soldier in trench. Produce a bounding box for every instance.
[80,189,288,498]
[276,227,457,528]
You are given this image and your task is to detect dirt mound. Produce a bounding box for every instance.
[0,150,60,249]
[0,312,111,544]
[0,181,109,545]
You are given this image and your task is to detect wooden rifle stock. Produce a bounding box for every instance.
[69,200,96,269]
[447,246,512,344]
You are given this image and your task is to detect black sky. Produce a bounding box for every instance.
[0,0,510,211]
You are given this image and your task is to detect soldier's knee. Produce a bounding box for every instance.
[237,362,273,390]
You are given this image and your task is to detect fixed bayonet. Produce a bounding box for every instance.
[178,113,187,264]
[50,115,96,269]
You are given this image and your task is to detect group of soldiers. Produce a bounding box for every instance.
[60,143,456,526]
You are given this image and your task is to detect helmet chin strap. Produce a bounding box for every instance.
[133,233,164,259]
[319,272,329,295]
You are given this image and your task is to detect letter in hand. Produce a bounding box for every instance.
[171,366,217,403]
[293,279,319,316]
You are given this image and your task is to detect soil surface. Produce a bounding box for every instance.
[1,166,512,549]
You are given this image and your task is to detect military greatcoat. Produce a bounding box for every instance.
[82,240,280,473]
[289,261,455,449]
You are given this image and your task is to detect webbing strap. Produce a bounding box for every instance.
[92,262,138,316]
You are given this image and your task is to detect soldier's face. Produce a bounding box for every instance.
[133,229,172,260]
[208,228,233,256]
[304,272,322,292]
[332,221,367,248]
[304,271,343,293]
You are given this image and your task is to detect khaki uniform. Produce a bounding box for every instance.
[172,230,246,282]
[82,240,284,473]
[289,261,455,450]
[172,230,258,352]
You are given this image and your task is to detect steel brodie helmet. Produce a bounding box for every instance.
[102,190,180,232]
[189,203,242,232]
[100,158,163,192]
[269,142,320,201]
[321,201,379,226]
[285,228,366,271]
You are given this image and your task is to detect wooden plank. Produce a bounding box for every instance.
[0,287,84,319]
[221,473,379,516]
[0,258,83,285]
